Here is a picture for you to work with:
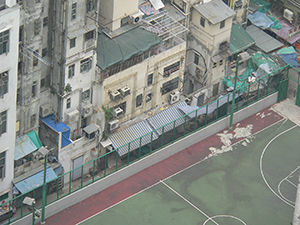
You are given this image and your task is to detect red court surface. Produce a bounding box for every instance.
[46,107,283,225]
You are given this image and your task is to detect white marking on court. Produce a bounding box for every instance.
[160,180,219,225]
[77,117,286,224]
[286,178,297,188]
[203,215,247,225]
[260,124,298,208]
[277,166,300,204]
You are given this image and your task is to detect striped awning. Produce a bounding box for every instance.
[147,101,188,135]
[273,20,300,44]
[110,121,159,157]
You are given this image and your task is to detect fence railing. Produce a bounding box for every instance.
[0,65,289,224]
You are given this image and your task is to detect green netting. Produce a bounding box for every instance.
[97,28,162,70]
[251,0,272,13]
[229,24,255,54]
[269,14,282,30]
[224,52,281,92]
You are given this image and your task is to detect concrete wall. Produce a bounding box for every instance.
[12,92,278,225]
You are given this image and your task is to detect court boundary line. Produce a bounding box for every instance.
[160,180,219,225]
[203,215,247,225]
[260,124,298,208]
[76,117,287,225]
[277,166,300,204]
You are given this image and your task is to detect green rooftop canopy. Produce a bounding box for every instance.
[230,23,255,55]
[97,28,162,71]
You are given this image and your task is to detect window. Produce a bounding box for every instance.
[16,0,23,6]
[0,192,8,201]
[80,58,92,72]
[32,81,37,97]
[33,50,39,66]
[36,0,40,3]
[19,25,23,42]
[212,62,217,68]
[0,30,9,55]
[194,53,199,65]
[197,94,204,106]
[219,60,223,66]
[82,89,90,102]
[67,98,71,109]
[0,111,7,136]
[70,38,76,48]
[200,17,205,27]
[0,151,5,179]
[234,0,242,9]
[147,73,153,86]
[71,3,77,20]
[18,61,23,74]
[146,92,152,102]
[34,19,41,36]
[40,77,45,88]
[42,48,47,57]
[163,61,180,77]
[30,114,36,128]
[220,20,225,29]
[213,83,219,97]
[85,30,94,41]
[86,0,96,13]
[136,94,143,107]
[161,77,179,95]
[0,71,8,97]
[43,17,48,27]
[17,88,21,105]
[68,64,75,78]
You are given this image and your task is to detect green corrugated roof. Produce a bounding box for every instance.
[97,28,162,70]
[230,23,255,54]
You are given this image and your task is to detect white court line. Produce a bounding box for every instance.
[160,180,219,225]
[203,215,247,225]
[260,124,298,208]
[77,118,287,224]
[286,178,297,188]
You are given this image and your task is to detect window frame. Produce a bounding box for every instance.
[0,71,8,97]
[0,111,7,136]
[136,94,143,107]
[68,64,75,78]
[161,77,179,95]
[0,30,9,55]
[71,3,77,21]
[70,38,76,49]
[220,20,225,29]
[0,151,5,179]
[200,17,205,28]
[80,58,92,73]
[147,73,153,86]
[163,61,180,78]
[66,98,71,109]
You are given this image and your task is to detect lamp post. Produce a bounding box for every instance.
[229,55,240,130]
[38,147,49,224]
[22,197,36,225]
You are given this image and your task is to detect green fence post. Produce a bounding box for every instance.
[104,154,107,176]
[81,166,83,188]
[216,99,219,119]
[229,55,239,129]
[172,121,176,142]
[139,137,142,158]
[205,104,208,125]
[194,108,198,131]
[116,150,119,170]
[150,132,153,152]
[69,172,72,194]
[57,178,59,199]
[257,79,260,100]
[161,126,165,147]
[127,142,131,165]
[183,116,187,136]
[92,160,95,182]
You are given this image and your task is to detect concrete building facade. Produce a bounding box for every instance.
[0,1,19,201]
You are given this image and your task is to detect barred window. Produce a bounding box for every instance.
[68,64,75,78]
[0,151,5,179]
[163,61,180,77]
[161,77,179,95]
[80,58,92,73]
[136,94,143,107]
[71,3,77,20]
[0,71,8,97]
[0,110,7,136]
[0,30,9,54]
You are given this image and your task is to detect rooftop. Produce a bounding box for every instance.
[193,0,236,25]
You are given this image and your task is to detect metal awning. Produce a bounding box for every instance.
[13,167,57,193]
[149,0,164,10]
[15,135,38,161]
[142,10,188,42]
[246,25,283,53]
[110,121,159,157]
[146,101,188,135]
[212,54,223,63]
[83,123,99,134]
[230,23,255,54]
[100,139,112,148]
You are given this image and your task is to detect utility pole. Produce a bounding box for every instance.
[229,55,240,130]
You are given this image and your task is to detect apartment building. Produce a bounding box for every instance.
[183,0,236,105]
[0,1,19,202]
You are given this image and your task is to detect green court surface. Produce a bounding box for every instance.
[80,119,300,225]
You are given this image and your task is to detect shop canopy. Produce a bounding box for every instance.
[97,28,162,70]
[230,23,255,54]
[15,131,42,161]
[13,167,57,193]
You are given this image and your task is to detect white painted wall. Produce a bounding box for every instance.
[0,4,19,200]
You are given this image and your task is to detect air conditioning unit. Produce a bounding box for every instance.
[82,104,93,118]
[109,119,119,132]
[113,107,124,117]
[40,103,53,118]
[131,10,144,24]
[110,90,121,101]
[283,8,294,22]
[66,110,80,124]
[119,86,130,96]
[169,90,180,104]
